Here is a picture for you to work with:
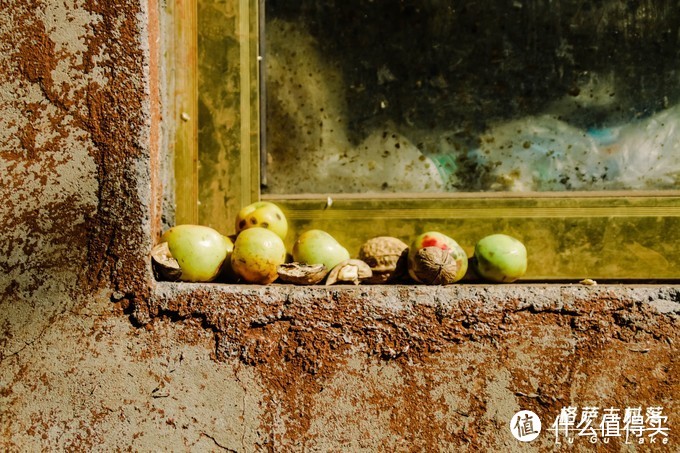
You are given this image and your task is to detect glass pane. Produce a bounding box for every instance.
[262,1,680,195]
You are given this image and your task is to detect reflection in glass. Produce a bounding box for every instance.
[262,1,680,194]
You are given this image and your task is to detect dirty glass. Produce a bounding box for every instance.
[262,1,680,195]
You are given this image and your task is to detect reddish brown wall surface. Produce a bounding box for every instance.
[0,1,678,451]
[0,0,155,316]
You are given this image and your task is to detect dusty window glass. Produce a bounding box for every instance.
[262,1,680,195]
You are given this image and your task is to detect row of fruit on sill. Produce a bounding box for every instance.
[151,201,527,285]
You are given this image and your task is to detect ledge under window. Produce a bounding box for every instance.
[138,282,680,363]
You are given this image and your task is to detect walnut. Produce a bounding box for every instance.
[408,246,459,285]
[358,236,409,284]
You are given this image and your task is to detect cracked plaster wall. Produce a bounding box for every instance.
[0,0,678,451]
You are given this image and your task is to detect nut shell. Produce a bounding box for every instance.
[326,259,373,285]
[358,236,409,283]
[277,262,328,285]
[151,242,182,281]
[408,246,459,285]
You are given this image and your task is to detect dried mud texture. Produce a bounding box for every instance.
[149,283,679,451]
[0,0,155,360]
[0,296,266,452]
[1,1,160,448]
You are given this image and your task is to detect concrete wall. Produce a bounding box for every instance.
[0,1,677,451]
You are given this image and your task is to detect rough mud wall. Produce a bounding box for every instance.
[0,0,153,353]
[149,283,679,451]
[0,0,678,451]
[0,0,160,449]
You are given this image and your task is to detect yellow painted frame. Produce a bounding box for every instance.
[180,0,680,280]
[169,0,199,225]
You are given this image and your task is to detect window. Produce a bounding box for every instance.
[171,0,680,280]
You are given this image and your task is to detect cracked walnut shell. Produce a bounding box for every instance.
[325,259,373,285]
[277,262,328,285]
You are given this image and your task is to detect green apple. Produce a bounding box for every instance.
[231,227,287,284]
[408,231,468,283]
[292,230,350,270]
[235,201,288,240]
[160,225,233,282]
[473,234,527,283]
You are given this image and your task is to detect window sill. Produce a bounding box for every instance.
[141,281,679,362]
